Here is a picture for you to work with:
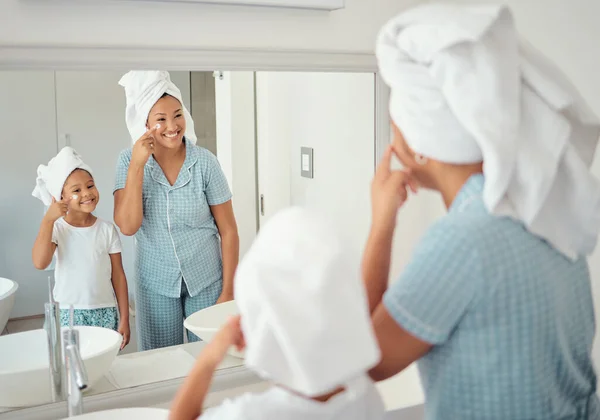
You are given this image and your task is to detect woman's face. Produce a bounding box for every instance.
[391,122,435,189]
[146,95,187,150]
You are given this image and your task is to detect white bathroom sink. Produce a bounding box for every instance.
[0,277,18,333]
[0,326,122,407]
[65,407,169,419]
[184,300,244,358]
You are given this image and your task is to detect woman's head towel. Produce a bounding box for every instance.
[118,70,197,145]
[376,3,600,259]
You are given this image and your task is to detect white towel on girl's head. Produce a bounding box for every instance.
[234,207,381,398]
[118,70,197,145]
[376,3,600,260]
[32,146,93,206]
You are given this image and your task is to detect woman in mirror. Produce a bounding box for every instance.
[114,71,239,351]
[363,4,600,419]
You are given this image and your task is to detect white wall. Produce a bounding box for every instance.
[0,0,421,53]
[0,71,58,318]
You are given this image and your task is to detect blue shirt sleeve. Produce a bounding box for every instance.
[201,150,232,206]
[383,219,482,345]
[113,149,132,193]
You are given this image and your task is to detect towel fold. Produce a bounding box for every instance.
[32,146,93,206]
[118,71,197,145]
[235,208,381,397]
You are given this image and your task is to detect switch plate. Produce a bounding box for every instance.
[300,147,314,179]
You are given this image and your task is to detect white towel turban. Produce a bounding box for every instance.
[118,70,197,145]
[376,3,600,260]
[234,207,381,397]
[32,146,94,206]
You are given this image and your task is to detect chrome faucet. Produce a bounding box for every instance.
[45,275,63,402]
[45,276,89,417]
[63,309,88,417]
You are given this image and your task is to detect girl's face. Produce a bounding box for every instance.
[61,169,99,213]
[146,95,186,150]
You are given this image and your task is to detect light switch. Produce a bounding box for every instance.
[300,147,314,179]
[302,155,310,171]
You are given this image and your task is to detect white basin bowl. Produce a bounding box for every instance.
[0,277,18,333]
[65,407,169,419]
[184,300,244,358]
[0,326,122,407]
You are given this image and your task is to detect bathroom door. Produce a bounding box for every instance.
[214,71,259,260]
[254,71,376,260]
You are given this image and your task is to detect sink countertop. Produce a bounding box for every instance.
[78,341,245,395]
[0,341,244,414]
[0,342,424,416]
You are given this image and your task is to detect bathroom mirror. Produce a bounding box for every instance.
[0,68,384,413]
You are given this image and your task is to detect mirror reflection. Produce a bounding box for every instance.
[0,69,377,411]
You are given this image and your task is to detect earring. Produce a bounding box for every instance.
[415,154,428,166]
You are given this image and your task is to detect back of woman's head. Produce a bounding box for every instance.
[376,3,600,259]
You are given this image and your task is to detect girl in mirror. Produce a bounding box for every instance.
[32,147,130,350]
